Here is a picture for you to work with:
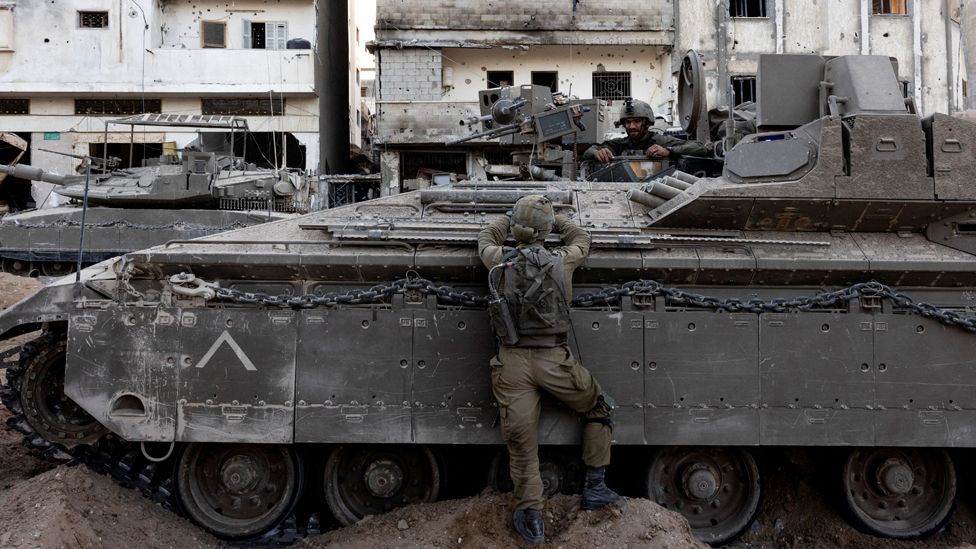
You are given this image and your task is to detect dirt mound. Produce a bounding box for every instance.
[0,272,42,309]
[0,465,219,549]
[301,492,705,549]
[731,448,976,549]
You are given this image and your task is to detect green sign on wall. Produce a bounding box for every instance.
[43,132,60,141]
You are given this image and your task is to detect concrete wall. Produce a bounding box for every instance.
[374,45,673,144]
[376,0,671,32]
[377,49,442,101]
[158,0,315,49]
[0,0,331,182]
[374,0,672,46]
[674,0,966,115]
[0,1,315,94]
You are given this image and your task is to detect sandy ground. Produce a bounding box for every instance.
[1,273,976,549]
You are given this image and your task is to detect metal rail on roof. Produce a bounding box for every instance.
[105,113,249,130]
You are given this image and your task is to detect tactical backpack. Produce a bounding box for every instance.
[488,245,570,346]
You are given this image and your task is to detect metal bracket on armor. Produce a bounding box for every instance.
[168,273,219,300]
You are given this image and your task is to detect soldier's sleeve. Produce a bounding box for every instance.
[478,216,511,268]
[582,138,625,160]
[553,215,591,270]
[654,134,713,158]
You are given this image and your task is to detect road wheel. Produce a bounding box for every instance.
[647,446,761,545]
[174,443,304,539]
[842,447,955,538]
[323,444,439,526]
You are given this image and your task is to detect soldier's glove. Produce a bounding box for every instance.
[553,214,572,233]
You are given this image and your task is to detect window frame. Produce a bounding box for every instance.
[729,0,768,18]
[487,70,515,89]
[201,97,285,116]
[531,71,559,93]
[78,11,110,29]
[871,0,909,16]
[0,98,29,115]
[243,20,288,50]
[591,71,632,101]
[0,7,13,51]
[201,21,227,49]
[74,98,162,115]
[730,75,757,106]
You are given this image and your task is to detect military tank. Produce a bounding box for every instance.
[0,114,311,277]
[0,51,975,545]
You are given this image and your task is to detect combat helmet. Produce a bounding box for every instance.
[511,195,555,243]
[615,97,654,127]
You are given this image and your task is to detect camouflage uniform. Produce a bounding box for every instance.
[478,215,612,512]
[582,131,711,160]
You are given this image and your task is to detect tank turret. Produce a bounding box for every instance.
[0,114,314,276]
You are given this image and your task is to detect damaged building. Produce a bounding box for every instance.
[369,0,971,194]
[0,0,364,210]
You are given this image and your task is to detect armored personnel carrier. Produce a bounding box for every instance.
[0,52,975,545]
[0,114,310,276]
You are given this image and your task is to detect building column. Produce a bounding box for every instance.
[380,151,400,197]
[961,0,976,109]
[317,0,351,175]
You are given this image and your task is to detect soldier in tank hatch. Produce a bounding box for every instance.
[583,98,711,163]
[478,195,623,545]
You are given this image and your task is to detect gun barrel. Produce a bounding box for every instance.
[0,164,69,185]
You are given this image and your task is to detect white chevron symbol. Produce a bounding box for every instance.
[194,330,257,371]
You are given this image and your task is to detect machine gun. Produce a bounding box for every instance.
[37,148,121,171]
[448,84,586,146]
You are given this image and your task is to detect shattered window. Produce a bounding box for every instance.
[0,98,28,115]
[731,75,756,106]
[531,71,558,93]
[201,98,284,116]
[487,71,514,88]
[79,11,109,29]
[592,72,631,101]
[730,0,767,17]
[872,0,908,15]
[75,99,161,115]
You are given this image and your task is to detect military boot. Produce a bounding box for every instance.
[581,466,624,510]
[512,508,545,545]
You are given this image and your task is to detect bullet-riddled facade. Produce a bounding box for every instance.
[371,0,675,194]
[0,0,362,210]
[675,0,969,118]
[371,0,970,194]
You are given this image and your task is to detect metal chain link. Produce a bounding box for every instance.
[9,220,248,231]
[177,276,976,333]
[207,277,491,309]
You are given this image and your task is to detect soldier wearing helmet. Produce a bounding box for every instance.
[478,195,622,545]
[583,98,711,163]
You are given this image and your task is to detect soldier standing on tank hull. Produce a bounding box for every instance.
[582,98,711,163]
[478,195,623,545]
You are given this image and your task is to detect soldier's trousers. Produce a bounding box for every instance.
[490,344,612,511]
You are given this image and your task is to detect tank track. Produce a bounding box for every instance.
[0,332,321,547]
